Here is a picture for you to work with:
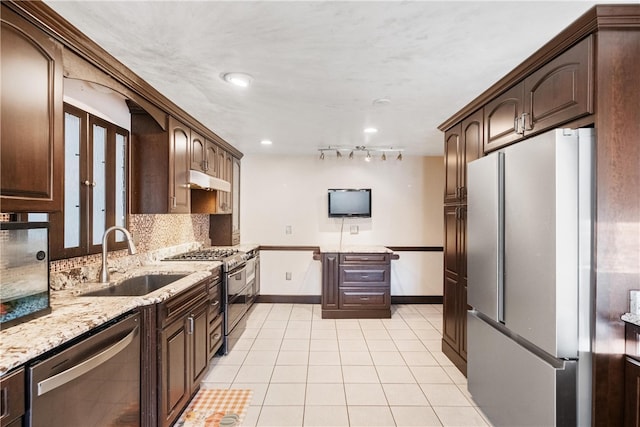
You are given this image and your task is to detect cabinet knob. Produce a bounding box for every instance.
[213,333,221,340]
[83,180,96,187]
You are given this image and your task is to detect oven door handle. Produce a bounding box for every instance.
[37,326,139,396]
[229,264,248,279]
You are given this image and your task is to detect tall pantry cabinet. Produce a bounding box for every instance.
[442,110,481,375]
[439,5,640,425]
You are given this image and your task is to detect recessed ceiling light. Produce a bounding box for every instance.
[363,127,378,134]
[260,139,273,145]
[221,72,253,88]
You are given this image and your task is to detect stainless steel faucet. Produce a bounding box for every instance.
[99,226,137,283]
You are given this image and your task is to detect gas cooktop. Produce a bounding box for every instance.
[163,248,247,271]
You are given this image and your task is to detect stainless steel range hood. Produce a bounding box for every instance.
[189,170,230,192]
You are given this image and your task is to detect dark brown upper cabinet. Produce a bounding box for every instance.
[190,131,218,177]
[130,113,191,214]
[444,110,482,204]
[484,36,593,153]
[1,4,64,212]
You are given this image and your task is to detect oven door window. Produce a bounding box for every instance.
[227,266,247,297]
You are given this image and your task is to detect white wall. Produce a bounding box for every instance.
[241,154,444,296]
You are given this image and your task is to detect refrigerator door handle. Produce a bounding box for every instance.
[497,151,505,323]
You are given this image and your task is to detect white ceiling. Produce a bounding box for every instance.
[44,1,620,156]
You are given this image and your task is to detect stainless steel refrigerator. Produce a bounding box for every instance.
[466,128,594,427]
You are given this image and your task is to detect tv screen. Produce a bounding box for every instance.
[328,189,371,218]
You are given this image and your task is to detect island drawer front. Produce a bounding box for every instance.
[340,253,390,264]
[339,265,390,286]
[339,288,390,309]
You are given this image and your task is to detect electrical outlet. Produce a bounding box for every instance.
[350,225,359,234]
[285,225,292,235]
[285,272,292,280]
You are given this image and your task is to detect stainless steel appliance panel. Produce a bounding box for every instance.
[503,129,579,358]
[467,152,504,323]
[28,312,140,427]
[468,312,577,427]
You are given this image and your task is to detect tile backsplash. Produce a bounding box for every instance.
[47,214,210,289]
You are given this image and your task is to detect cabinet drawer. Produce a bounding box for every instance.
[339,265,390,286]
[158,280,208,327]
[340,253,390,264]
[0,367,25,426]
[339,288,390,309]
[209,315,223,355]
[208,282,222,317]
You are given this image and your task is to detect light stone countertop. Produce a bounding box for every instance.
[622,313,640,327]
[318,245,393,254]
[0,260,222,376]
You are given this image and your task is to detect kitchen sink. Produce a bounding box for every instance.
[82,274,188,297]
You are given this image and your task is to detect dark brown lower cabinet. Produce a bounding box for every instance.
[625,357,640,427]
[321,252,392,319]
[0,367,25,427]
[158,281,210,427]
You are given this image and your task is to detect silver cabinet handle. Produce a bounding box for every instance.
[211,300,220,307]
[213,333,222,340]
[83,180,96,187]
[188,316,194,335]
[172,196,177,208]
[37,326,138,396]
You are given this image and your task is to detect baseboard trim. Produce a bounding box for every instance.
[391,296,443,304]
[256,295,321,304]
[254,295,443,304]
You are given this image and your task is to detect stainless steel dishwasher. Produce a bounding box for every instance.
[27,312,141,427]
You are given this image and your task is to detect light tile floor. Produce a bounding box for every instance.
[201,303,491,427]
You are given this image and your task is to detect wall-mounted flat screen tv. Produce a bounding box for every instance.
[328,189,372,218]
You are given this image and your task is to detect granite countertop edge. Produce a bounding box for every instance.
[0,260,222,377]
[622,313,640,327]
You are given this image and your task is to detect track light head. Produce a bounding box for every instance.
[397,152,403,161]
[381,152,387,161]
[319,151,325,160]
[349,151,354,159]
[336,150,342,158]
[365,151,371,162]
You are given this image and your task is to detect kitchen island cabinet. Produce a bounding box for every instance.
[1,4,64,213]
[318,249,395,319]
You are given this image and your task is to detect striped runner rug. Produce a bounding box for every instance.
[175,388,253,427]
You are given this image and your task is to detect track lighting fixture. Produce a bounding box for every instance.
[317,145,404,161]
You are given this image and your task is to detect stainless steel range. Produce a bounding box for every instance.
[163,247,258,354]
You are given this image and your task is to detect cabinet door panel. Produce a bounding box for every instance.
[442,274,459,350]
[444,205,460,280]
[525,36,593,133]
[204,141,217,176]
[168,117,190,213]
[1,6,63,212]
[191,132,205,172]
[444,124,461,204]
[190,302,209,390]
[484,84,524,152]
[461,111,483,202]
[322,254,339,310]
[160,320,188,427]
